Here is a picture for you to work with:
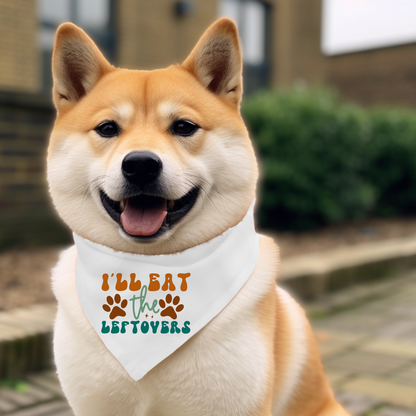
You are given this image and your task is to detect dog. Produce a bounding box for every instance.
[47,18,350,416]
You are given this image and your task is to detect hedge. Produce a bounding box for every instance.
[242,87,416,230]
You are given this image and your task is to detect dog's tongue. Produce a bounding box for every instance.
[121,196,167,236]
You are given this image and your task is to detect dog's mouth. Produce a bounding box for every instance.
[100,187,200,239]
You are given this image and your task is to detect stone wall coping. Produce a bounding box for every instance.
[280,236,416,281]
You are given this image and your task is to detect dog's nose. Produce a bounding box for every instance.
[121,151,162,187]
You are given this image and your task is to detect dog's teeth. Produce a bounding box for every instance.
[120,200,125,210]
[168,200,175,209]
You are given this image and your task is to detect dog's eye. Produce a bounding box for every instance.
[94,121,120,138]
[171,120,199,137]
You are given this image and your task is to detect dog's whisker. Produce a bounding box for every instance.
[182,172,239,213]
[80,175,108,207]
[180,176,221,215]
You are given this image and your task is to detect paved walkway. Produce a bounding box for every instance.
[313,271,416,415]
[0,371,72,415]
[1,272,416,415]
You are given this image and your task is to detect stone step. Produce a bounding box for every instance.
[0,304,56,380]
[279,236,416,300]
[5,401,73,416]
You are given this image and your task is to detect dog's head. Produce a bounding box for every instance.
[47,18,258,254]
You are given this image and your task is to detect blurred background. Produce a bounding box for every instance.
[1,1,416,415]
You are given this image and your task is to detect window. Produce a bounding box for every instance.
[219,0,270,94]
[37,0,115,91]
[322,0,416,56]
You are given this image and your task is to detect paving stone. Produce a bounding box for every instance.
[39,371,59,383]
[0,371,66,414]
[391,364,416,386]
[340,376,416,408]
[374,406,416,416]
[25,374,65,398]
[23,383,55,402]
[324,351,410,376]
[57,411,74,416]
[5,400,73,416]
[325,371,351,388]
[52,410,75,416]
[375,321,416,339]
[312,326,369,340]
[315,314,394,334]
[389,306,416,319]
[399,333,416,342]
[0,396,18,413]
[390,289,416,300]
[360,339,416,359]
[335,391,381,416]
[315,331,364,358]
[0,387,38,407]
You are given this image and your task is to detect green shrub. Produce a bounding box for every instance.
[367,109,416,217]
[242,87,416,230]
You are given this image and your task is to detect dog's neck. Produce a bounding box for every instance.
[74,200,256,261]
[73,197,256,256]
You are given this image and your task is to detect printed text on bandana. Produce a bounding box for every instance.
[100,272,191,335]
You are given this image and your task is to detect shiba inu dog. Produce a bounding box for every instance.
[47,18,350,416]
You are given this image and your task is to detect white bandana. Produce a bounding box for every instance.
[74,202,260,381]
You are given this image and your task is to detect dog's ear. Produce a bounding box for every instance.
[181,18,243,108]
[52,23,113,112]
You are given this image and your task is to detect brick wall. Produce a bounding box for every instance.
[273,0,326,87]
[0,0,40,93]
[273,0,416,108]
[327,44,416,107]
[0,92,70,249]
[116,0,218,70]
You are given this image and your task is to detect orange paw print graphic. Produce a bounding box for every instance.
[102,294,128,319]
[159,294,184,319]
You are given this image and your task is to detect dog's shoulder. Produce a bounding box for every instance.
[51,245,77,279]
[51,245,77,302]
[257,233,280,280]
